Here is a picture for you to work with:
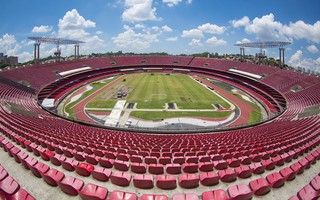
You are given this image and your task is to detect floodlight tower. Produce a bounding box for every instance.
[28,37,85,63]
[235,41,291,67]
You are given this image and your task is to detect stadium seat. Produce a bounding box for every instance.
[78,183,108,200]
[133,174,154,189]
[227,184,253,200]
[57,176,84,196]
[166,163,181,174]
[29,161,50,178]
[266,172,286,188]
[156,174,176,190]
[182,163,198,173]
[178,174,199,189]
[0,176,20,195]
[6,188,36,200]
[109,190,137,200]
[202,189,229,200]
[148,164,164,174]
[172,193,199,200]
[131,162,147,174]
[98,157,114,168]
[91,166,112,182]
[234,165,253,178]
[110,171,131,186]
[199,171,219,186]
[140,194,168,200]
[42,168,65,186]
[249,177,271,196]
[0,165,8,181]
[218,169,237,182]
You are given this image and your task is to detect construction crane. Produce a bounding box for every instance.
[28,37,85,63]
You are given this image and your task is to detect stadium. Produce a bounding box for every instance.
[0,54,319,200]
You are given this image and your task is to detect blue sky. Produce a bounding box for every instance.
[0,0,320,72]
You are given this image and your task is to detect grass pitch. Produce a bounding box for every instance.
[125,73,230,109]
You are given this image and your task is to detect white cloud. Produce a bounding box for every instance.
[307,45,319,54]
[206,37,227,46]
[281,21,320,43]
[163,0,182,7]
[166,37,178,41]
[96,31,103,35]
[0,34,21,56]
[181,29,203,38]
[187,0,192,4]
[32,25,53,33]
[162,25,173,32]
[135,24,145,29]
[231,16,250,28]
[288,50,320,73]
[231,13,320,43]
[235,38,251,44]
[122,0,160,22]
[188,39,203,47]
[198,23,225,35]
[58,9,96,39]
[289,50,303,64]
[112,26,158,50]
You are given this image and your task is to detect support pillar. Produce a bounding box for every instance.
[33,42,40,64]
[279,47,285,68]
[74,44,80,59]
[240,47,245,62]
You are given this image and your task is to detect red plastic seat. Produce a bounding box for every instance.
[49,154,66,166]
[218,169,237,183]
[202,189,229,200]
[91,166,112,182]
[172,156,185,164]
[178,174,199,189]
[0,176,20,195]
[98,157,114,168]
[133,174,154,189]
[172,193,199,200]
[159,157,171,165]
[0,165,8,181]
[280,167,296,181]
[22,156,38,170]
[186,156,198,163]
[79,183,108,200]
[14,151,28,163]
[61,158,79,171]
[249,177,271,196]
[130,155,143,163]
[266,172,285,188]
[57,176,84,196]
[310,175,320,191]
[140,194,168,200]
[6,188,36,200]
[290,162,304,175]
[249,162,265,174]
[182,163,198,173]
[227,184,253,200]
[29,162,50,178]
[110,171,131,186]
[234,165,253,178]
[156,174,176,190]
[85,155,99,165]
[166,163,181,174]
[109,190,137,200]
[199,162,213,173]
[8,146,20,158]
[261,159,276,170]
[75,163,94,177]
[131,162,147,174]
[145,156,157,164]
[199,172,219,186]
[74,152,86,161]
[114,160,130,171]
[148,164,164,174]
[213,160,228,170]
[42,168,65,186]
[297,184,319,200]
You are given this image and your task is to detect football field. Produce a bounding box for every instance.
[87,73,231,110]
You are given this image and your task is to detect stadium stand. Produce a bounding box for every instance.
[0,56,319,199]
